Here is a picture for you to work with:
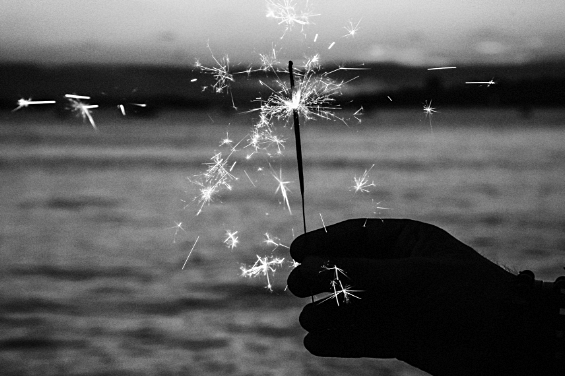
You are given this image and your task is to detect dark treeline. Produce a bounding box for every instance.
[1,61,564,115]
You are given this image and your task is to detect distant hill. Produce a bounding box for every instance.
[1,61,564,113]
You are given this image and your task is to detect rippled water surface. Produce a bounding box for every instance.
[1,109,564,375]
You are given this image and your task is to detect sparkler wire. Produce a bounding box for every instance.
[289,60,313,303]
[288,61,307,235]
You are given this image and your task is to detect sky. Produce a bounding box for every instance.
[1,0,564,66]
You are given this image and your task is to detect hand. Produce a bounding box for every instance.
[287,218,552,376]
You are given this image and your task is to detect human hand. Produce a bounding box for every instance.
[287,218,552,376]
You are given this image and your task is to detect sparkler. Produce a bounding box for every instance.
[289,60,307,234]
[12,98,56,112]
[182,236,200,270]
[240,255,286,291]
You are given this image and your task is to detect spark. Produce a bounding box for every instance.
[266,0,319,38]
[67,97,98,130]
[191,78,198,82]
[343,19,361,38]
[244,170,256,187]
[352,164,376,193]
[224,230,239,249]
[65,94,90,100]
[118,104,126,116]
[272,167,292,214]
[466,79,496,87]
[328,41,335,49]
[353,106,363,122]
[320,213,327,232]
[182,236,200,270]
[313,33,318,42]
[241,255,285,291]
[263,232,289,250]
[258,47,279,72]
[248,55,350,127]
[169,221,187,243]
[12,98,56,112]
[427,66,456,70]
[132,103,147,107]
[387,96,392,101]
[220,132,233,147]
[318,264,362,306]
[189,151,238,215]
[423,100,437,132]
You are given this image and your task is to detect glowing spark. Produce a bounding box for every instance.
[224,230,239,249]
[266,0,319,38]
[118,104,126,116]
[240,255,285,291]
[272,167,292,214]
[427,67,456,70]
[314,33,318,42]
[65,94,90,100]
[191,78,198,82]
[263,232,289,250]
[423,100,437,132]
[328,41,335,49]
[465,79,496,87]
[352,164,376,193]
[387,96,392,101]
[220,132,233,147]
[169,221,187,243]
[195,44,241,107]
[12,98,56,112]
[353,106,363,122]
[132,103,147,107]
[244,170,256,187]
[343,19,361,38]
[319,213,327,232]
[319,264,362,306]
[182,236,200,270]
[258,47,279,72]
[67,97,98,130]
[189,151,238,215]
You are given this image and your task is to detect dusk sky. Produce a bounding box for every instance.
[1,0,564,66]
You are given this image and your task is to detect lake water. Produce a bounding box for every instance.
[1,108,564,375]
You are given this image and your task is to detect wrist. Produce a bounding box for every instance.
[513,270,565,375]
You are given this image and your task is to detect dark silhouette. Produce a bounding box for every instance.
[288,218,561,376]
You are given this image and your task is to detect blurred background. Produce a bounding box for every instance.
[0,1,564,375]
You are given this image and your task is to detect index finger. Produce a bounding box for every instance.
[290,218,471,263]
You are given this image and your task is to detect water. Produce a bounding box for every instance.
[1,108,564,375]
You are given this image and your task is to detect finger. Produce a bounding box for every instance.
[299,298,361,332]
[290,218,476,263]
[303,329,397,359]
[290,218,411,263]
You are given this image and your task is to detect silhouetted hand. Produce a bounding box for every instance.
[287,219,552,376]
